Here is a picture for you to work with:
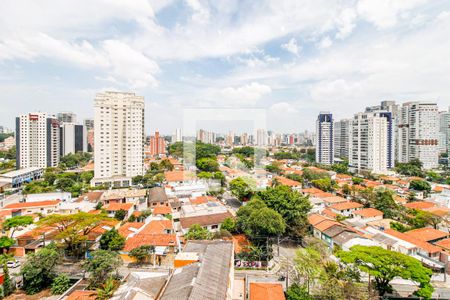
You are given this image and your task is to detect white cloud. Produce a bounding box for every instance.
[335,8,357,39]
[281,38,301,56]
[219,82,272,106]
[270,102,298,113]
[318,36,333,49]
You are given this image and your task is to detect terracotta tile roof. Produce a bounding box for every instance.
[336,173,352,180]
[118,222,145,237]
[324,196,348,204]
[329,201,363,211]
[153,205,172,215]
[140,220,173,234]
[274,176,301,187]
[353,208,383,218]
[87,220,119,241]
[364,180,382,188]
[423,206,450,217]
[249,282,285,300]
[76,191,104,202]
[0,210,12,218]
[314,219,342,232]
[4,200,60,209]
[17,226,58,239]
[104,203,133,211]
[308,214,328,226]
[435,238,450,250]
[67,291,97,300]
[180,212,233,229]
[384,229,441,254]
[164,171,195,182]
[403,201,436,210]
[301,187,326,195]
[380,176,400,182]
[322,208,338,219]
[189,196,216,205]
[395,196,407,204]
[405,228,448,242]
[228,234,251,253]
[123,234,177,251]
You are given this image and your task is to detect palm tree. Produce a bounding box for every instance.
[95,277,118,300]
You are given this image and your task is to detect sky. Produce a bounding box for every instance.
[1,0,450,135]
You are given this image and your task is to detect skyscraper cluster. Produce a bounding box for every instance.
[316,100,448,173]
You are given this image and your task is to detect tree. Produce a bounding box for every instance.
[196,157,219,172]
[51,274,71,295]
[21,247,59,295]
[294,247,323,293]
[2,263,13,297]
[265,162,282,174]
[302,168,329,181]
[3,215,33,238]
[0,236,15,253]
[229,177,256,201]
[410,180,432,192]
[185,224,212,240]
[221,217,236,233]
[96,276,119,300]
[99,228,125,251]
[37,212,112,258]
[395,159,424,177]
[80,171,94,183]
[254,186,311,237]
[233,146,255,157]
[337,246,433,298]
[286,283,313,300]
[311,177,335,192]
[129,245,155,264]
[245,207,285,237]
[236,199,267,233]
[114,209,127,221]
[372,190,400,219]
[352,177,364,185]
[82,250,122,288]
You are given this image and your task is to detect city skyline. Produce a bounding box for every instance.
[1,1,450,133]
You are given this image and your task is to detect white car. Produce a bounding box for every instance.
[6,260,20,268]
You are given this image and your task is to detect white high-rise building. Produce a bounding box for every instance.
[316,112,333,165]
[93,91,145,187]
[349,112,390,174]
[439,111,450,154]
[15,112,60,169]
[256,129,267,147]
[173,128,183,142]
[398,102,439,169]
[333,119,351,160]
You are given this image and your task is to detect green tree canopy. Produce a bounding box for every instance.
[99,228,125,251]
[51,274,71,295]
[82,249,122,288]
[409,180,432,192]
[254,186,311,237]
[129,245,155,264]
[196,157,219,172]
[184,224,212,240]
[21,247,60,295]
[337,246,433,298]
[229,177,256,201]
[2,215,33,238]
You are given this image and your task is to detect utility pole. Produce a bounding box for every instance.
[277,235,280,257]
[266,237,269,271]
[42,232,46,247]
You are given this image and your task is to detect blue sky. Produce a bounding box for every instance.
[1,0,450,134]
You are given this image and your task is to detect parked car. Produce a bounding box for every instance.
[7,260,20,268]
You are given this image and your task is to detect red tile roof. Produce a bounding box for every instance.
[104,203,133,211]
[329,201,363,211]
[4,200,60,209]
[67,291,97,300]
[153,205,172,215]
[164,171,195,182]
[384,229,441,254]
[249,282,285,300]
[118,222,145,237]
[308,214,328,226]
[123,234,177,251]
[405,228,448,242]
[404,201,436,210]
[353,208,383,218]
[140,220,173,234]
[274,176,301,187]
[435,238,450,250]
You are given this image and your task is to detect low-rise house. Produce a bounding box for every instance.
[249,282,285,300]
[272,176,301,191]
[352,208,383,223]
[148,186,169,207]
[100,189,147,210]
[152,205,172,217]
[76,191,105,203]
[103,203,134,219]
[403,201,436,211]
[178,201,233,234]
[162,240,234,300]
[118,222,145,238]
[329,201,363,217]
[3,200,61,216]
[164,171,196,186]
[0,167,43,188]
[404,228,448,244]
[25,192,72,202]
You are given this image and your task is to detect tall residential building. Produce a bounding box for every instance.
[197,129,216,144]
[240,133,249,146]
[333,119,351,160]
[84,118,94,131]
[256,129,267,147]
[57,112,77,124]
[316,112,333,165]
[149,131,166,156]
[173,128,183,143]
[60,123,86,156]
[398,102,439,169]
[15,113,60,169]
[349,112,391,174]
[93,91,145,186]
[439,110,450,154]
